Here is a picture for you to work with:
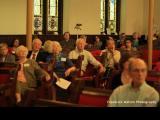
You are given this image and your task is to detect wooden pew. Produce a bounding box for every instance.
[78,87,112,107]
[34,99,89,107]
[0,63,17,106]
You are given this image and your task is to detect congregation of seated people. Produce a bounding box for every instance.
[0,32,160,107]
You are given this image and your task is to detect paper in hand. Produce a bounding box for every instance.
[56,78,71,90]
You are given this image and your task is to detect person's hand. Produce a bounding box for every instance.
[80,70,84,76]
[99,65,105,73]
[45,75,51,81]
[109,47,115,55]
[15,93,21,103]
[65,69,71,77]
[38,61,45,64]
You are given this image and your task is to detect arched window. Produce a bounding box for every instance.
[34,0,63,35]
[101,0,121,34]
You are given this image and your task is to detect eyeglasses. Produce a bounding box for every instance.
[131,68,147,73]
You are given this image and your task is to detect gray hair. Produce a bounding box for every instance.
[0,43,8,48]
[106,38,115,46]
[32,38,42,45]
[15,45,28,57]
[43,40,53,53]
[76,38,86,46]
[52,41,62,52]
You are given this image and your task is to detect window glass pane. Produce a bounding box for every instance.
[100,0,105,32]
[34,6,40,15]
[50,0,56,6]
[34,0,43,32]
[34,0,40,6]
[50,7,56,16]
[110,0,115,20]
[48,0,58,32]
[100,0,117,34]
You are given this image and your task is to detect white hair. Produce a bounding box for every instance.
[43,40,53,53]
[76,38,86,46]
[32,38,42,45]
[52,41,62,52]
[15,45,28,57]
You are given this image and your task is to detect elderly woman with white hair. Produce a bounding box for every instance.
[15,45,50,105]
[47,41,76,101]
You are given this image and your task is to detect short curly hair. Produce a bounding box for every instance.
[15,45,28,57]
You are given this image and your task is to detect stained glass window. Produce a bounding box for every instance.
[34,0,43,32]
[101,0,120,34]
[34,0,61,34]
[100,0,106,33]
[48,0,59,33]
[108,0,117,34]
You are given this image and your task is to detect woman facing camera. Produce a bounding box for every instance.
[47,41,76,101]
[15,45,50,105]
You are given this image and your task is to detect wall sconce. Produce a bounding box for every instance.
[74,24,82,39]
[74,24,82,30]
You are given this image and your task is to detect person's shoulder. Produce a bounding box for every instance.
[60,52,68,58]
[83,50,90,53]
[144,83,159,94]
[69,49,76,54]
[8,53,15,58]
[115,49,120,53]
[70,39,76,42]
[26,59,37,65]
[114,84,130,93]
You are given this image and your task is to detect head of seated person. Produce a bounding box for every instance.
[76,38,87,52]
[0,43,9,57]
[0,42,16,63]
[106,38,116,52]
[43,40,53,54]
[63,32,70,41]
[11,38,20,54]
[16,45,28,62]
[32,38,42,52]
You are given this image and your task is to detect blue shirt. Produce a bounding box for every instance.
[46,53,74,78]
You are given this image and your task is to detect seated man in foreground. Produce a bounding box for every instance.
[108,58,159,107]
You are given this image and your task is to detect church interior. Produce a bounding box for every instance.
[0,0,160,107]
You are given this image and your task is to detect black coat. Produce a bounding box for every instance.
[27,49,46,62]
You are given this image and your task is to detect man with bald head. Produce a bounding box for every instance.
[108,58,159,107]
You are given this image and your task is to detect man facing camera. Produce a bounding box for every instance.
[27,38,45,63]
[0,43,15,63]
[108,58,159,107]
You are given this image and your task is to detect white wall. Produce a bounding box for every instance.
[0,0,160,35]
[0,0,26,35]
[63,0,101,35]
[153,0,160,35]
[120,0,148,35]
